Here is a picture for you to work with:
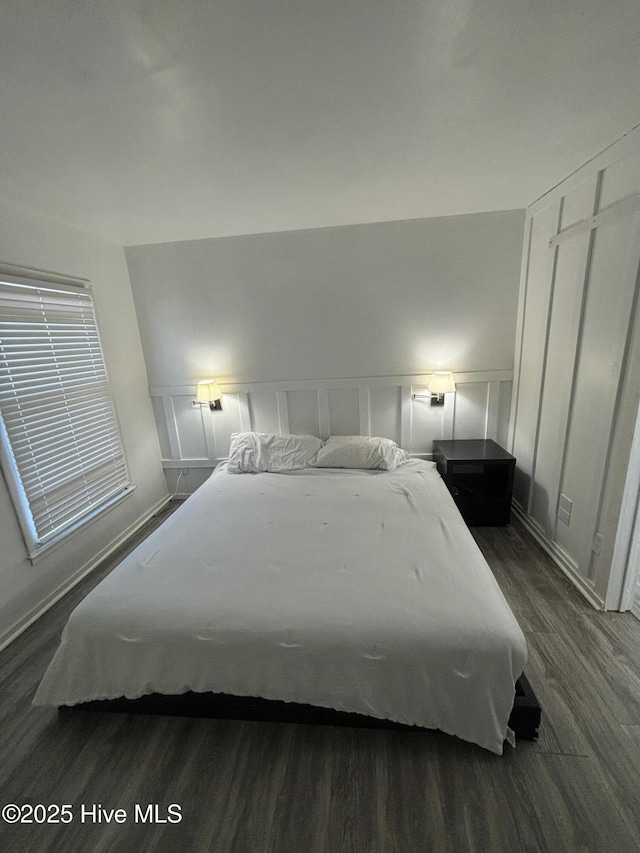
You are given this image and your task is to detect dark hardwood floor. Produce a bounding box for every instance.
[1,506,640,852]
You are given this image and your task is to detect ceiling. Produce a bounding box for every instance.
[1,0,639,247]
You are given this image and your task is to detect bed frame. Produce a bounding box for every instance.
[64,673,541,743]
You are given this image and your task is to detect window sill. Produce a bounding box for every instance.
[27,486,136,565]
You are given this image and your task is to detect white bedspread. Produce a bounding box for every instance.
[34,459,527,754]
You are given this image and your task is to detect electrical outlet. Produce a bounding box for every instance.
[557,494,572,526]
[181,468,190,476]
[592,532,603,555]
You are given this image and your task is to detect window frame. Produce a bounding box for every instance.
[0,266,133,561]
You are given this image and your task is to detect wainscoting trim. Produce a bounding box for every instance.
[151,371,514,476]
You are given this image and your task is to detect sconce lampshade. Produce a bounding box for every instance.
[427,372,456,395]
[196,379,223,404]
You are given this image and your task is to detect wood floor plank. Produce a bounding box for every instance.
[519,642,591,757]
[621,723,640,750]
[263,724,334,853]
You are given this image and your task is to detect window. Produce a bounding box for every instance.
[0,271,132,559]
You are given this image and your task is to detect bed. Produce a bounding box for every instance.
[34,434,528,755]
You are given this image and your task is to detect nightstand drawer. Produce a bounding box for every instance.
[450,462,484,475]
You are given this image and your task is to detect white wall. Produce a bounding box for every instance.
[125,210,525,387]
[126,210,524,491]
[509,129,640,607]
[0,203,168,649]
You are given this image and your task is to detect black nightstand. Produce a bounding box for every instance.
[432,439,515,526]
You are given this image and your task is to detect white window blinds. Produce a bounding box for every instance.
[0,274,131,557]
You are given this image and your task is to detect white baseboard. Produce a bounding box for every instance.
[512,504,605,611]
[0,494,171,654]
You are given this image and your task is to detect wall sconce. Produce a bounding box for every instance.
[194,378,223,411]
[412,372,456,406]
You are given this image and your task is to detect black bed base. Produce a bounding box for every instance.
[509,673,541,741]
[64,673,541,743]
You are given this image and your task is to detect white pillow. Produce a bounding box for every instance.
[310,435,409,470]
[227,432,323,473]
